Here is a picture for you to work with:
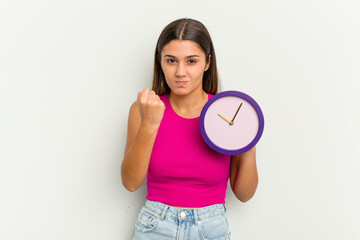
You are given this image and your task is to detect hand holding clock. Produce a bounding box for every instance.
[137,88,165,129]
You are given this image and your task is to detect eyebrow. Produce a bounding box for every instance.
[163,54,200,58]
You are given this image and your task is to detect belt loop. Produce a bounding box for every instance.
[223,204,227,211]
[160,205,169,221]
[193,209,199,226]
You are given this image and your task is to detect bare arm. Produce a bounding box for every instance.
[121,89,165,192]
[230,146,258,202]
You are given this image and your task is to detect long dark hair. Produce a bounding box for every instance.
[152,18,220,96]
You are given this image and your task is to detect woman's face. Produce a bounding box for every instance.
[160,40,210,96]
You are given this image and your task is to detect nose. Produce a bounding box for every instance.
[175,62,186,78]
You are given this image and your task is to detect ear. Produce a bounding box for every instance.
[205,54,211,71]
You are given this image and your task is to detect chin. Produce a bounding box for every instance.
[170,87,191,96]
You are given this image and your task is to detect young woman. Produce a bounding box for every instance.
[122,18,258,240]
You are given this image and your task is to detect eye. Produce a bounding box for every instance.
[188,59,197,64]
[166,59,176,64]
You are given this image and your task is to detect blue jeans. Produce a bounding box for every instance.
[132,200,231,240]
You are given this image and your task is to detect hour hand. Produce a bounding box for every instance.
[218,113,234,125]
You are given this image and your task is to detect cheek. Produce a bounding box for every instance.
[161,64,173,76]
[190,67,206,80]
[161,66,174,84]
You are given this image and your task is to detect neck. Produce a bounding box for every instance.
[169,90,208,118]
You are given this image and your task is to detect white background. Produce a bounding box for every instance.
[1,0,360,239]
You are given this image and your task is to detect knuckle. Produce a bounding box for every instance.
[139,98,147,105]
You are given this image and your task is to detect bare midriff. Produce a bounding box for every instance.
[173,206,197,209]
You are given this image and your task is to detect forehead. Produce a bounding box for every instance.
[161,40,205,57]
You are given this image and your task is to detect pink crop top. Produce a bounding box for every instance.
[146,94,231,208]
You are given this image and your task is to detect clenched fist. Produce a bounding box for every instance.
[137,88,165,129]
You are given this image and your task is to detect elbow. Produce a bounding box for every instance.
[121,172,142,192]
[233,185,257,203]
[121,178,141,192]
[121,177,141,192]
[121,164,139,192]
[236,194,254,203]
[123,184,138,192]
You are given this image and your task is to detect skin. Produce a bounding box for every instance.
[121,40,258,204]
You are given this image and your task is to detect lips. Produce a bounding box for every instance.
[175,81,188,86]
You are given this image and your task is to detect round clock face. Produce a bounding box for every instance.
[199,91,264,155]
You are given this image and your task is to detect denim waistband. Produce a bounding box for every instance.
[142,200,226,225]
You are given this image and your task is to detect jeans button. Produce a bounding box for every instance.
[180,212,186,218]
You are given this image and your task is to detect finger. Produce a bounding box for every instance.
[138,88,150,103]
[148,90,160,103]
[142,88,150,97]
[148,90,156,99]
[154,94,160,101]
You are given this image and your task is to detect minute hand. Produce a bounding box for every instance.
[231,103,243,123]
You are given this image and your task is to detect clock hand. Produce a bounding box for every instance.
[218,113,234,125]
[231,103,243,124]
